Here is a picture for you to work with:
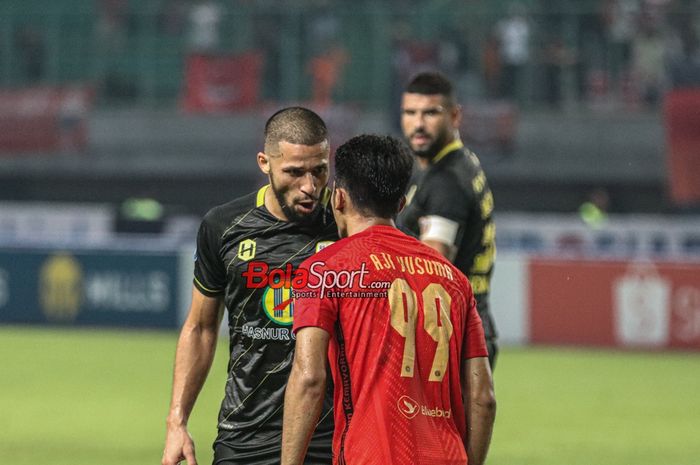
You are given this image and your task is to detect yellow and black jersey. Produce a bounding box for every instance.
[397,140,497,341]
[194,185,337,461]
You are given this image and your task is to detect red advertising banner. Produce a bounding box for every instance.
[0,86,92,153]
[664,89,700,204]
[530,259,700,350]
[181,52,263,113]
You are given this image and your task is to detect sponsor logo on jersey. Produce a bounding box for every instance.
[315,240,334,252]
[40,254,83,322]
[241,324,295,341]
[397,394,452,420]
[261,284,294,326]
[397,395,420,419]
[237,239,257,261]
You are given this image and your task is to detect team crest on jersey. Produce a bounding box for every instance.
[261,285,294,325]
[315,241,334,252]
[237,239,257,261]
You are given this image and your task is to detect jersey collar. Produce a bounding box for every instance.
[431,139,464,164]
[256,185,269,207]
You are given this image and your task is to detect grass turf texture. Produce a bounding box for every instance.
[1,326,698,465]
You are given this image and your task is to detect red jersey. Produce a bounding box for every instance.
[293,225,488,465]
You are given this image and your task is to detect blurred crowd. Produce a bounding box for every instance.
[4,0,700,109]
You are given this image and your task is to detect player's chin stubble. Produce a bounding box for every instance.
[270,178,319,225]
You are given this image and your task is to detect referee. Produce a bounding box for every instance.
[162,107,337,465]
[397,72,499,369]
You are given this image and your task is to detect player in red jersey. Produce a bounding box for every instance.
[281,134,496,465]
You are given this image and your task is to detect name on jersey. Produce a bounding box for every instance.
[241,324,295,341]
[369,253,455,281]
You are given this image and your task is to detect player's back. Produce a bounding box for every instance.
[301,225,484,465]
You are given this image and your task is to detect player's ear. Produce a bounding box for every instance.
[451,103,462,129]
[257,152,270,175]
[333,186,347,212]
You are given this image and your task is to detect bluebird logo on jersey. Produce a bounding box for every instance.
[397,395,420,419]
[397,394,452,420]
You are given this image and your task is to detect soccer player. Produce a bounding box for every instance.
[281,135,496,465]
[162,107,337,465]
[397,72,499,368]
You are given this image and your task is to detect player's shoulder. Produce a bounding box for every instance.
[412,236,472,284]
[201,189,260,228]
[448,145,485,172]
[299,234,352,269]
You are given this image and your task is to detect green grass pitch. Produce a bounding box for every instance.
[1,326,698,465]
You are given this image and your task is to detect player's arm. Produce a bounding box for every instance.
[162,286,224,465]
[281,326,330,465]
[462,356,496,465]
[418,173,469,262]
[423,236,457,261]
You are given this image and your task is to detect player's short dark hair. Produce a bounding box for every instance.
[334,134,414,219]
[405,72,457,107]
[264,107,328,155]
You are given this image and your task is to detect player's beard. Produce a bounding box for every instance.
[410,126,452,161]
[270,174,321,225]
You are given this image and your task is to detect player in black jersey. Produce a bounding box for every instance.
[162,107,337,465]
[397,72,499,369]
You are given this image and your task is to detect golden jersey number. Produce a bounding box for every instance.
[389,279,454,382]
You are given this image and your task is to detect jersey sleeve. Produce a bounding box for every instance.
[193,214,226,296]
[293,257,339,337]
[418,171,473,247]
[461,278,488,359]
[421,170,472,224]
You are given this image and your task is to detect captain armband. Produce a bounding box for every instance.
[419,215,460,246]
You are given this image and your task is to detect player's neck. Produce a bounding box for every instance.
[264,187,289,221]
[345,215,394,237]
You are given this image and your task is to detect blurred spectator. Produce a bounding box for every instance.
[158,0,188,35]
[542,35,576,108]
[436,29,461,79]
[307,44,349,107]
[14,25,45,82]
[667,16,700,88]
[482,32,502,98]
[307,0,342,55]
[187,0,222,53]
[97,0,128,49]
[305,0,348,105]
[496,3,530,101]
[603,0,640,86]
[251,8,283,100]
[390,19,439,129]
[631,9,668,106]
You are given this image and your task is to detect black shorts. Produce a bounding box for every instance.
[213,438,332,465]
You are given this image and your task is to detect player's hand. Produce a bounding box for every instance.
[162,424,197,465]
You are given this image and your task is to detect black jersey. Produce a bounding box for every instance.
[194,185,337,461]
[397,140,497,340]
